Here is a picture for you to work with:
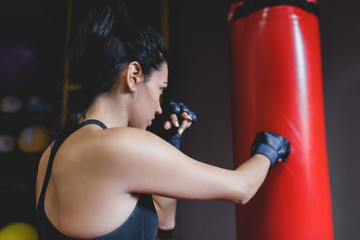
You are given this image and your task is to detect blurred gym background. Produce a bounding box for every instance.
[0,0,358,239]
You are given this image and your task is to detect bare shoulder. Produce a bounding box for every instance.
[95,127,177,165]
[104,127,159,142]
[103,127,169,151]
[64,127,174,172]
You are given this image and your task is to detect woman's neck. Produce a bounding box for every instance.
[83,92,129,129]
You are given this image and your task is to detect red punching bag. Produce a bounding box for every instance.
[228,0,333,239]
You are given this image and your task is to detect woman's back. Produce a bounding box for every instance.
[36,120,159,239]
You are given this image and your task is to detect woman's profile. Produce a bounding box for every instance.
[35,1,290,239]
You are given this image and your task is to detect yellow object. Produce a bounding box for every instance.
[0,222,38,240]
[17,125,50,153]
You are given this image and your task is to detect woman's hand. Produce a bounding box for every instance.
[163,101,197,135]
[148,101,197,149]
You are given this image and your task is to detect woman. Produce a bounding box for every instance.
[36,1,290,239]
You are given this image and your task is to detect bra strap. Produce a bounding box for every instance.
[38,119,108,208]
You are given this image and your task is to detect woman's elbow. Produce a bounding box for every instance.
[233,184,257,205]
[238,196,252,205]
[158,220,175,231]
[233,194,253,205]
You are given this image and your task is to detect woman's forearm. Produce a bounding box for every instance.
[153,195,177,230]
[234,154,271,204]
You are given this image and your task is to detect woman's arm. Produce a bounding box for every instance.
[148,100,196,230]
[152,195,177,230]
[103,128,275,204]
[152,153,270,230]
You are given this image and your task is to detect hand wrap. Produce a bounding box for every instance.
[250,132,290,168]
[148,101,197,150]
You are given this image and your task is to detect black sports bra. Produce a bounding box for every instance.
[36,119,159,240]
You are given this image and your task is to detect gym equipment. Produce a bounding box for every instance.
[17,125,50,153]
[0,135,16,153]
[0,96,23,113]
[228,0,334,239]
[0,222,38,240]
[25,96,51,113]
[250,132,290,168]
[148,100,197,150]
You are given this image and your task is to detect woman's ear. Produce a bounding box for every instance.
[126,61,143,92]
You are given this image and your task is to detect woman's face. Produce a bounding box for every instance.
[129,62,168,129]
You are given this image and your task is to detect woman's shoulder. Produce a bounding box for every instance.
[105,126,151,138]
[71,127,165,163]
[99,127,168,156]
[64,126,155,147]
[101,127,161,146]
[63,127,170,181]
[48,127,156,178]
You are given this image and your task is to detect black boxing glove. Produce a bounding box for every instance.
[168,101,198,125]
[148,101,197,150]
[250,132,290,168]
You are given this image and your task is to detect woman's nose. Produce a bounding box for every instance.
[156,103,162,115]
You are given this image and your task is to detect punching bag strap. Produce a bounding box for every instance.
[229,0,319,21]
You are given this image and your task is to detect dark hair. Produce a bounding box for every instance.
[51,0,168,139]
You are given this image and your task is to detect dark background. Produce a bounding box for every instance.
[0,0,359,239]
